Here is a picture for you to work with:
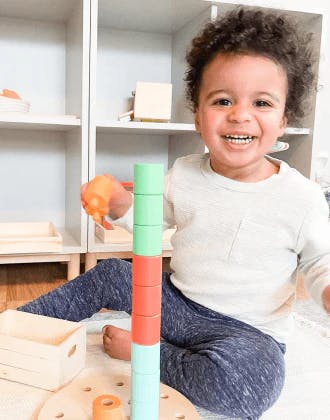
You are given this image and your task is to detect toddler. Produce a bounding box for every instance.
[19,7,330,419]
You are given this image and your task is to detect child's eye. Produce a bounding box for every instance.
[213,98,232,106]
[255,100,271,107]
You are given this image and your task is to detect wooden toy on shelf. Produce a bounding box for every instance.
[0,309,86,391]
[0,88,30,112]
[133,81,172,122]
[0,89,21,99]
[0,221,62,254]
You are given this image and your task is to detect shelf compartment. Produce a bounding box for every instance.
[0,222,62,254]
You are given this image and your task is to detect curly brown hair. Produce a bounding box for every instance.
[185,7,317,125]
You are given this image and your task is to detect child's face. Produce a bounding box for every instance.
[195,53,288,179]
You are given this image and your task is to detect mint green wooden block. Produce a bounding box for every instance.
[134,194,163,226]
[131,342,160,375]
[133,225,162,256]
[134,164,164,195]
[131,369,160,403]
[131,399,159,420]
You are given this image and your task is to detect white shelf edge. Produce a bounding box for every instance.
[57,228,83,253]
[284,127,310,135]
[95,121,310,136]
[95,121,196,135]
[0,114,81,131]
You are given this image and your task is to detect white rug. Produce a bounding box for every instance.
[83,301,330,420]
[0,300,329,420]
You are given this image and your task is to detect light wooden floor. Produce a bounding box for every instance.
[0,259,307,313]
[0,258,173,312]
[0,262,70,312]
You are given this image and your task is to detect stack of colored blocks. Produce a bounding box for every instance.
[131,163,164,419]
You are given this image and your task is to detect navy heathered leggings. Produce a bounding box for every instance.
[18,258,285,419]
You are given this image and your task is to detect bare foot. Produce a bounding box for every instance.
[102,325,132,361]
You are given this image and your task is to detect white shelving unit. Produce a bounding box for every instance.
[0,0,90,279]
[86,0,214,263]
[0,0,323,273]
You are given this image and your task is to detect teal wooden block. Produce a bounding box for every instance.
[131,342,160,374]
[131,369,160,403]
[134,163,164,195]
[131,399,159,420]
[134,194,163,226]
[133,225,162,256]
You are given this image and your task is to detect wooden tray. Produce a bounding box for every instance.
[95,224,133,244]
[0,222,63,254]
[95,224,176,246]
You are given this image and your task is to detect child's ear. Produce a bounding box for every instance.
[194,111,200,133]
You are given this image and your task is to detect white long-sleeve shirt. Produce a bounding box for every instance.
[113,153,330,343]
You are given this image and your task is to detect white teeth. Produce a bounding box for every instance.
[224,135,255,144]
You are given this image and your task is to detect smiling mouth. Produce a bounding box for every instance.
[223,135,257,144]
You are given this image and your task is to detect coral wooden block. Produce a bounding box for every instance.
[132,255,162,287]
[132,284,161,317]
[131,313,160,345]
[0,310,86,391]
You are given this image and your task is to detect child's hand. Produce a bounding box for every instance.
[322,285,330,315]
[81,174,132,222]
[102,325,131,361]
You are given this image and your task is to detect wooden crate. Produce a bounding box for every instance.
[0,309,86,390]
[0,222,62,254]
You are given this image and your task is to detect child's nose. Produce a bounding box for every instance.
[227,104,252,123]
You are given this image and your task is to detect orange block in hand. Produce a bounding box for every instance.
[83,175,113,224]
